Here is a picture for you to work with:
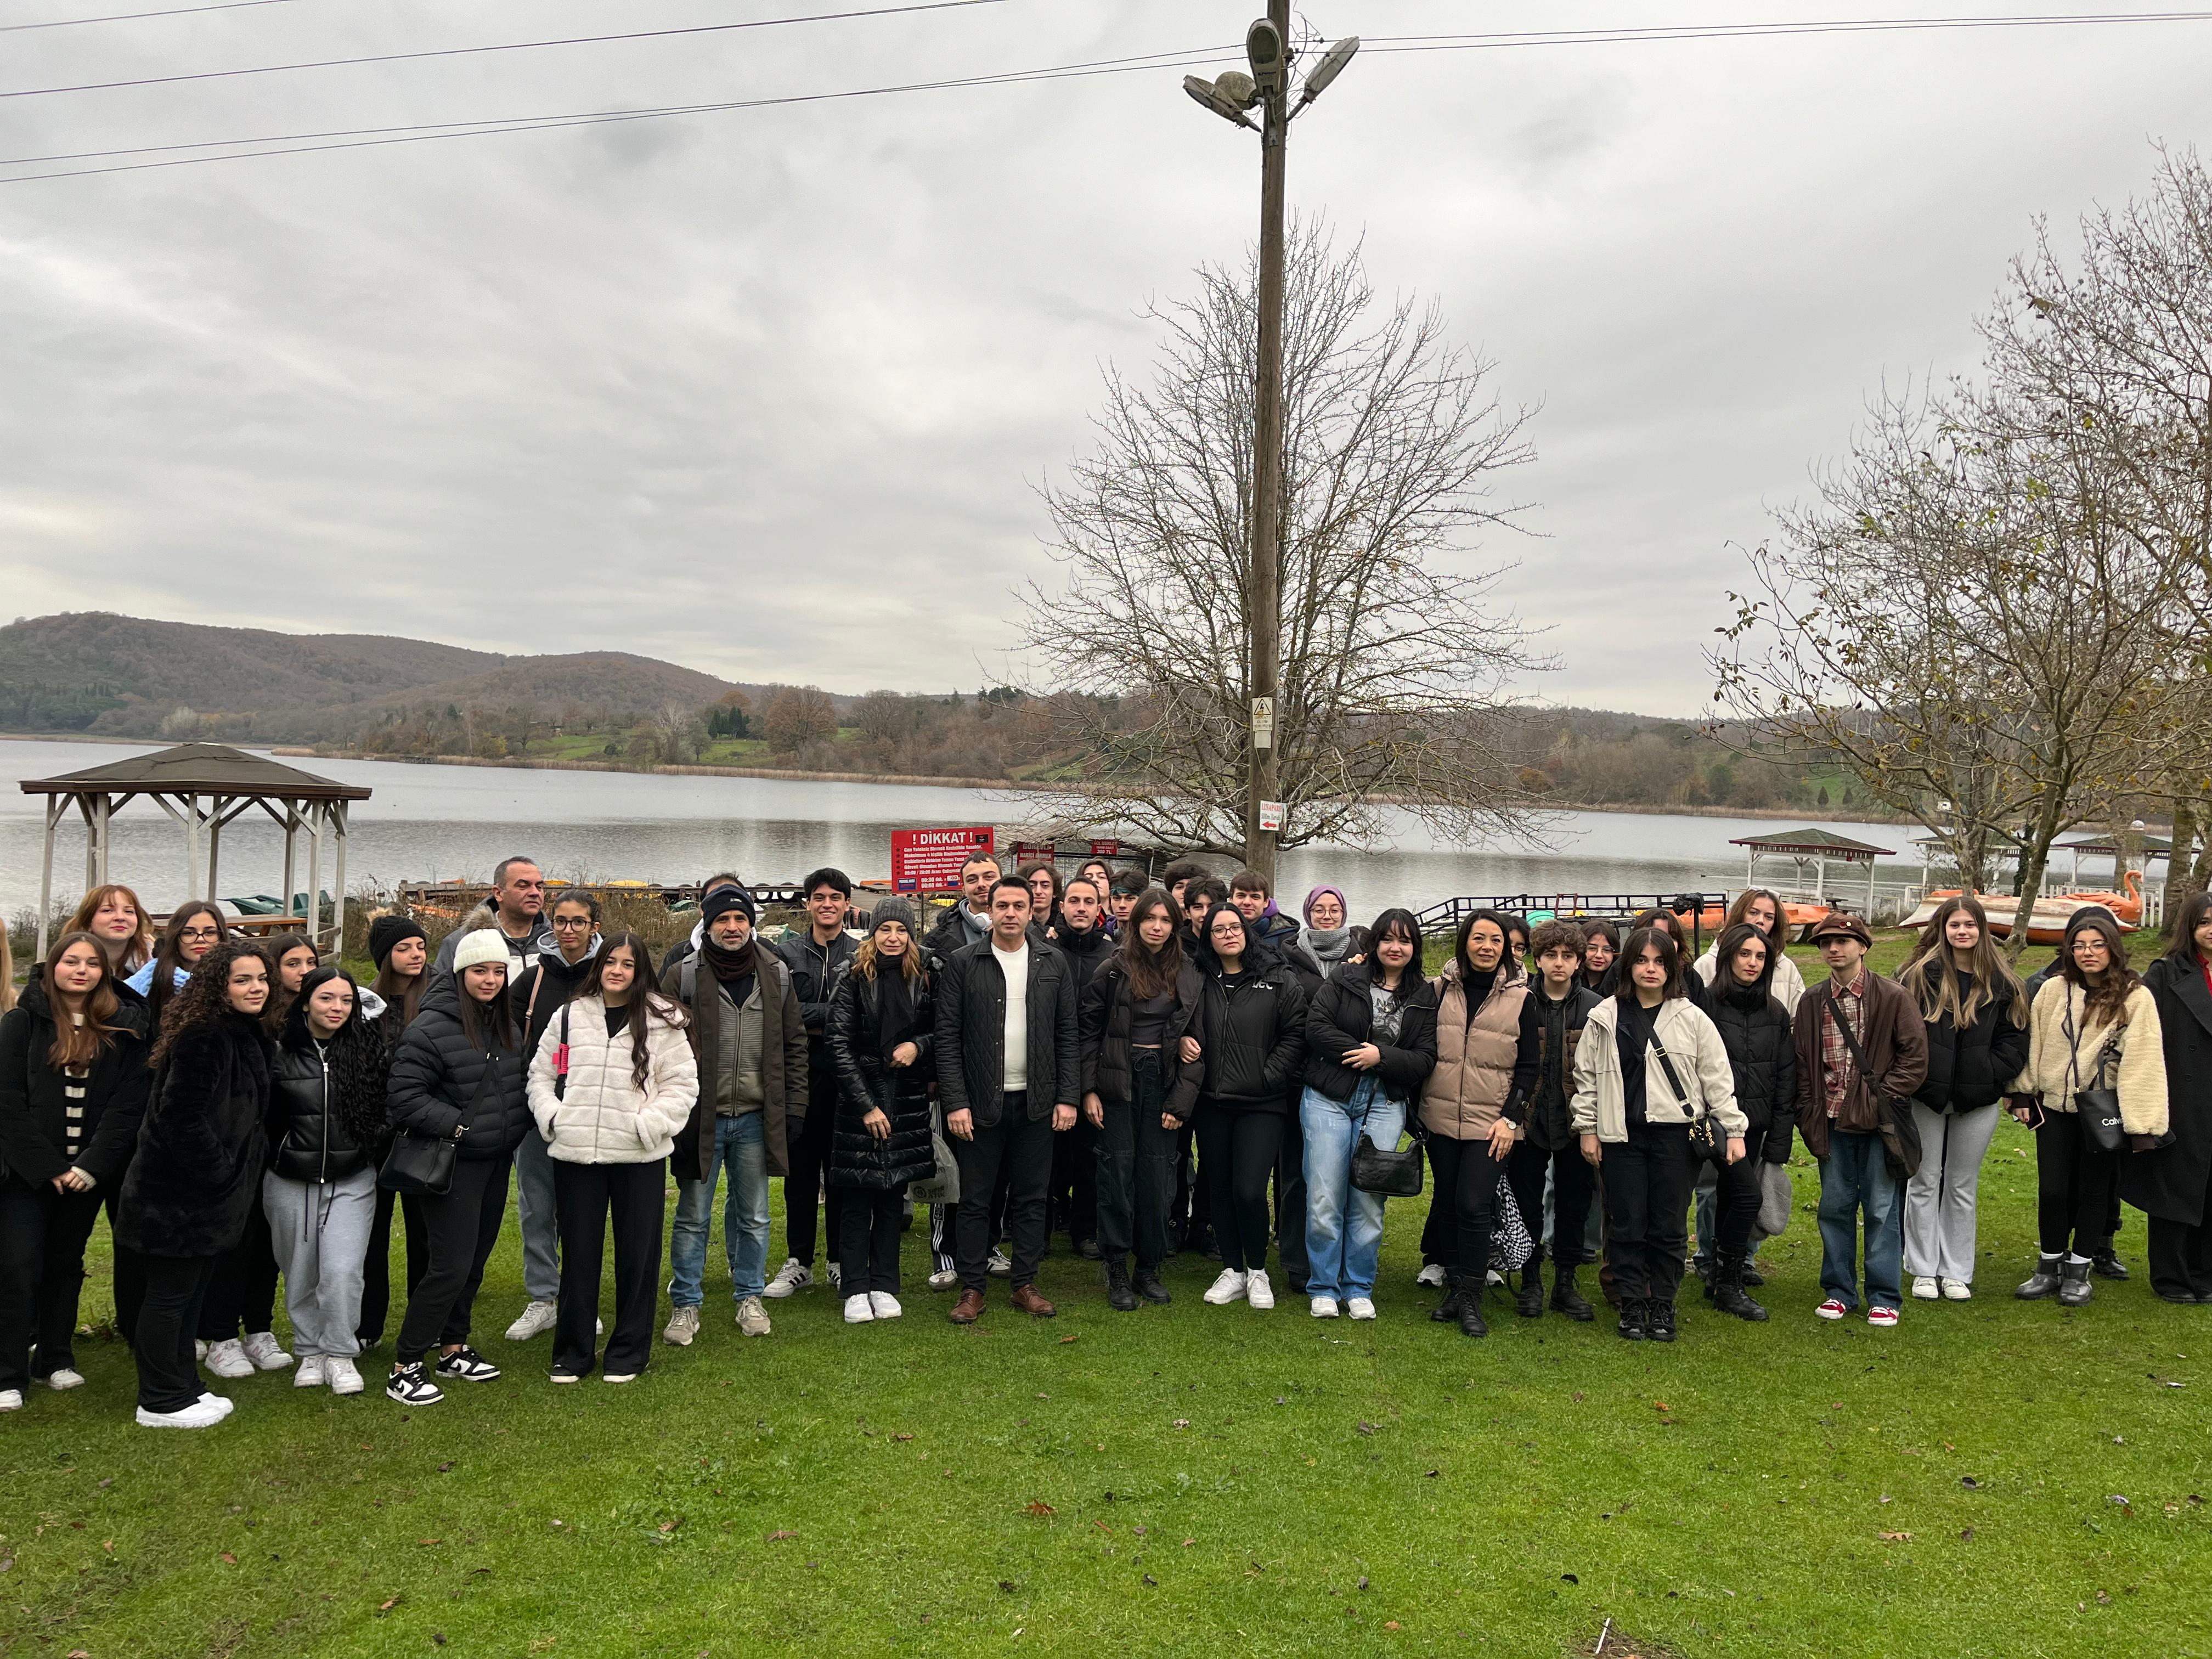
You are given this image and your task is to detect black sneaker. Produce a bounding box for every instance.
[1133,1266,1172,1305]
[1617,1297,1647,1341]
[385,1363,444,1406]
[434,1346,501,1383]
[1647,1300,1678,1342]
[2091,1249,2130,1282]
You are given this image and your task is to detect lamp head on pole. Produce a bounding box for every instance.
[1295,35,1359,109]
[1244,16,1288,98]
[1183,73,1260,130]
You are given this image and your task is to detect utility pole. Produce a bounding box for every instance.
[1185,20,1357,888]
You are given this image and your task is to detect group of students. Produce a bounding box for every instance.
[2,850,2208,1427]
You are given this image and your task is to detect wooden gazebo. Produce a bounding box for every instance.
[19,743,372,956]
[1728,826,1895,915]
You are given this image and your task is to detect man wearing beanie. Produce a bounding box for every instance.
[659,884,808,1342]
[1795,912,1927,1328]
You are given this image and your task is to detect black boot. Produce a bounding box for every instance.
[1741,1259,1765,1288]
[2091,1247,2129,1282]
[1429,1278,1466,1322]
[2016,1252,2063,1300]
[1647,1298,1678,1342]
[1515,1260,1545,1318]
[1617,1296,1647,1341]
[1550,1262,1595,1322]
[1105,1258,1138,1312]
[1711,1254,1769,1322]
[1453,1273,1487,1338]
[2058,1257,2094,1307]
[1133,1265,1171,1305]
[1076,1237,1103,1262]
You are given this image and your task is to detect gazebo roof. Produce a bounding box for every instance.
[18,742,370,803]
[1728,827,1895,859]
[2058,833,2172,856]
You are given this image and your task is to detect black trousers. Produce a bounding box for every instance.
[837,1186,905,1295]
[1096,1053,1178,1270]
[2148,1214,2212,1300]
[1700,1125,1767,1262]
[552,1159,664,1378]
[397,1156,510,1364]
[0,1177,105,1391]
[1419,1153,1450,1267]
[1050,1114,1100,1244]
[357,1182,428,1346]
[951,1094,1054,1291]
[1426,1132,1510,1280]
[101,1190,144,1348]
[1273,1103,1308,1287]
[1172,1120,1214,1245]
[783,1059,843,1267]
[2035,1114,2119,1257]
[1195,1105,1284,1274]
[198,1192,279,1342]
[1602,1122,1697,1305]
[135,1254,218,1413]
[1506,1137,1598,1269]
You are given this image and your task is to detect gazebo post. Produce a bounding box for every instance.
[306,801,324,948]
[36,795,63,956]
[94,794,112,885]
[1745,847,1756,886]
[77,795,97,890]
[282,802,300,926]
[1865,852,1877,916]
[331,801,349,958]
[206,796,224,901]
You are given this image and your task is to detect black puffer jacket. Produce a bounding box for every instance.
[1707,980,1798,1161]
[117,1011,270,1259]
[1304,960,1439,1105]
[386,979,530,1161]
[933,936,1080,1127]
[1048,922,1116,1007]
[1906,960,2031,1114]
[511,942,600,1058]
[1194,953,1308,1113]
[826,964,937,1191]
[268,1019,388,1184]
[777,927,862,1049]
[1081,957,1204,1121]
[0,978,152,1189]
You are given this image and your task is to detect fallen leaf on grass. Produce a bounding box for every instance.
[1357,1421,1376,1436]
[1876,1531,1913,1543]
[417,1538,443,1547]
[437,1462,454,1473]
[1384,1621,1401,1631]
[219,1552,238,1565]
[97,1479,112,1490]
[377,1596,402,1614]
[1571,1391,1585,1403]
[1059,1335,1077,1345]
[893,1433,913,1442]
[767,1530,798,1542]
[1024,1503,1056,1517]
[658,1520,681,1534]
[1961,1528,1975,1541]
[1172,1419,1190,1430]
[1654,1402,1669,1412]
[1182,1538,1195,1547]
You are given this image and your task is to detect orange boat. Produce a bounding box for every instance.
[1902,883,2140,946]
[2054,868,2145,925]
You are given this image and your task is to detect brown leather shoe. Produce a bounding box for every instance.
[949,1288,986,1324]
[1010,1284,1057,1318]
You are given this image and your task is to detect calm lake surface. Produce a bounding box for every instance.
[0,738,1924,918]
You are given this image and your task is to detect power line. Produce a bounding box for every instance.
[0,0,1009,100]
[1363,9,2212,53]
[1,0,319,33]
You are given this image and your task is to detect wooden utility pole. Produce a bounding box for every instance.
[1244,0,1291,888]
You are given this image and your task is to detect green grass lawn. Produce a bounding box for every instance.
[9,932,2205,1658]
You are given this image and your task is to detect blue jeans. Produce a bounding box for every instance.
[1818,1129,1903,1311]
[668,1113,770,1307]
[1300,1080,1404,1301]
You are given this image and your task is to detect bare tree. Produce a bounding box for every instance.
[646,702,704,765]
[763,686,838,756]
[1020,221,1546,859]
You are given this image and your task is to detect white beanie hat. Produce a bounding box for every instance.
[449,929,510,974]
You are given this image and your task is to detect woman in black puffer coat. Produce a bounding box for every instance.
[118,940,275,1427]
[827,901,937,1323]
[384,932,529,1404]
[1702,923,1797,1321]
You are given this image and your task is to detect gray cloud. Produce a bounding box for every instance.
[2,1,2209,715]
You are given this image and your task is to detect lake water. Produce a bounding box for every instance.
[0,737,1926,921]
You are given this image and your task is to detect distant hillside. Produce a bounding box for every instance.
[0,612,780,742]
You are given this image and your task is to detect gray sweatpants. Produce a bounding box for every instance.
[515,1123,561,1302]
[1903,1102,2001,1283]
[262,1166,377,1358]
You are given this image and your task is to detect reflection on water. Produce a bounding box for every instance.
[1,739,1920,918]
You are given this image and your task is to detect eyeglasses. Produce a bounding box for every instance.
[552,916,593,930]
[179,927,221,942]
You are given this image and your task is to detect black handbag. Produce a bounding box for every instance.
[379,1126,457,1196]
[2073,1037,2126,1156]
[1351,1118,1427,1198]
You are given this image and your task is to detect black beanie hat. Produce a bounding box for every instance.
[369,914,427,970]
[702,885,759,926]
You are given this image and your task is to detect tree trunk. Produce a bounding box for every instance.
[2003,790,2068,963]
[2162,794,2199,940]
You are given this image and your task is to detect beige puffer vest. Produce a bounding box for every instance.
[1420,962,1528,1141]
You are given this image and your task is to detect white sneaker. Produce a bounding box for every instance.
[764,1258,813,1299]
[242,1331,292,1370]
[927,1268,959,1291]
[1246,1270,1275,1310]
[194,1339,208,1362]
[987,1248,1013,1279]
[203,1338,256,1379]
[1415,1263,1446,1288]
[1310,1295,1341,1318]
[663,1306,700,1346]
[44,1368,86,1391]
[1910,1276,1940,1301]
[602,1372,638,1385]
[827,1263,843,1290]
[197,1391,236,1418]
[736,1296,772,1337]
[326,1357,364,1396]
[0,1389,22,1412]
[843,1294,876,1324]
[1346,1296,1378,1321]
[138,1397,229,1429]
[295,1355,327,1388]
[1204,1268,1250,1305]
[870,1292,903,1320]
[1941,1278,1973,1301]
[504,1300,558,1341]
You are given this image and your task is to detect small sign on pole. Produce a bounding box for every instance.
[1258,800,1285,833]
[1013,842,1058,865]
[1087,838,1121,857]
[889,826,995,893]
[1250,696,1276,751]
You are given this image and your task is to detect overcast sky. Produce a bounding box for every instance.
[4,1,2209,716]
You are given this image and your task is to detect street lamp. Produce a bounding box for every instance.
[1181,12,1358,887]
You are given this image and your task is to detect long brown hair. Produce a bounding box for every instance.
[153,939,274,1066]
[1615,925,1686,1003]
[1120,888,1185,1000]
[0,923,13,1017]
[2058,909,2139,1030]
[264,933,319,1031]
[144,901,228,1026]
[373,955,426,1031]
[1899,894,2028,1031]
[1723,888,1786,936]
[65,883,153,972]
[41,930,125,1070]
[576,932,686,1088]
[453,957,515,1053]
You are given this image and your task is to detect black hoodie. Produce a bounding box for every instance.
[387,977,531,1161]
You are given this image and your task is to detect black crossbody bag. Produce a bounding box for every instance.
[1647,1039,1722,1161]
